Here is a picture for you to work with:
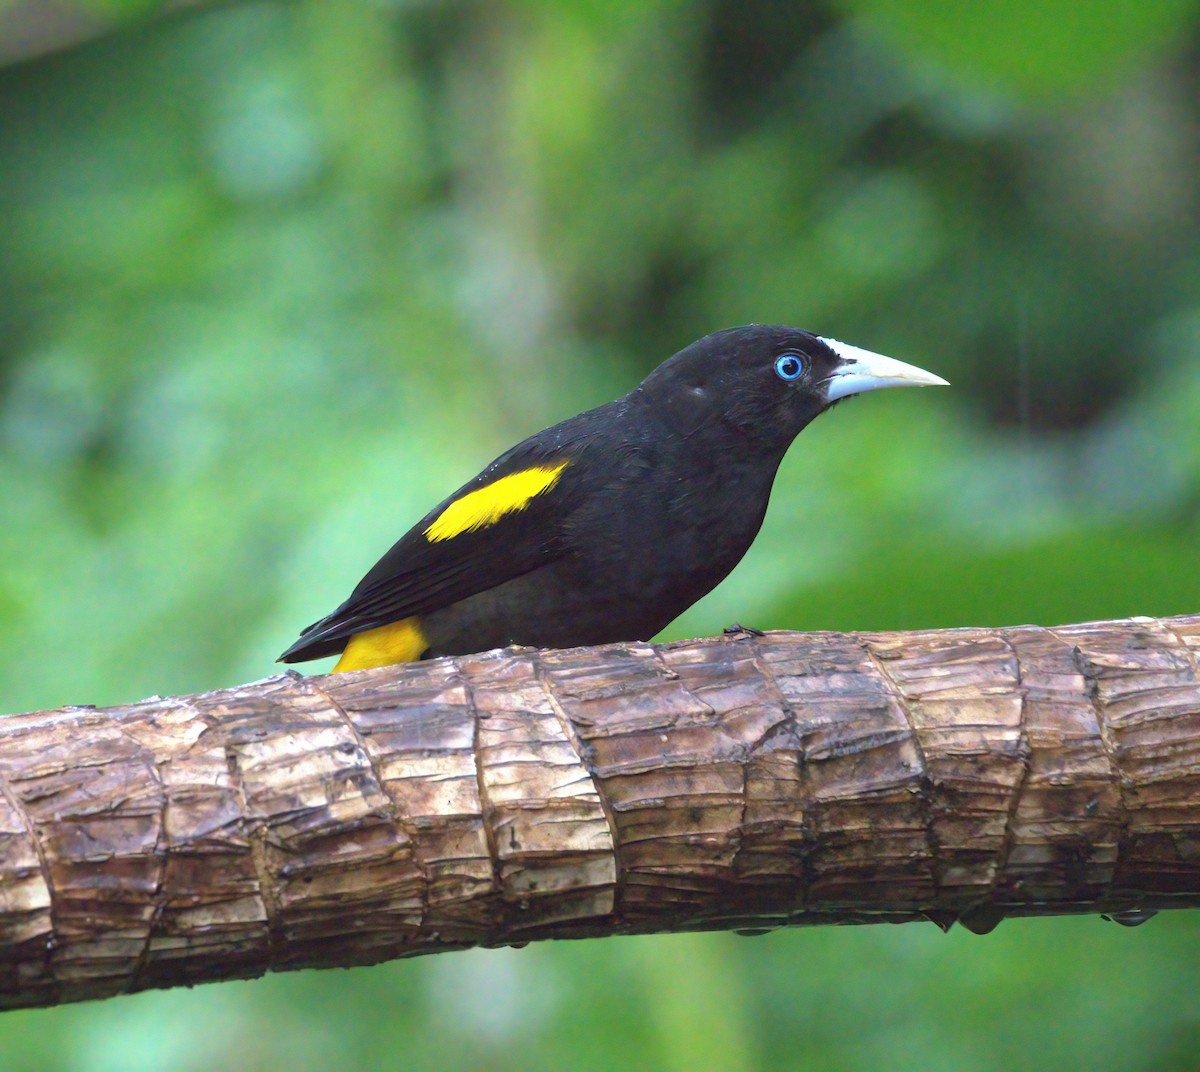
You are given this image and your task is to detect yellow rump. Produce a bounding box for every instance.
[334,617,428,672]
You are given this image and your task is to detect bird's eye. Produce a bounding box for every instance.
[774,353,806,381]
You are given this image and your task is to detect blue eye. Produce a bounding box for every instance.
[774,353,806,381]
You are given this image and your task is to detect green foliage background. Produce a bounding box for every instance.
[2,1,1200,1068]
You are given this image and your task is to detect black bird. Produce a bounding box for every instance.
[280,325,947,671]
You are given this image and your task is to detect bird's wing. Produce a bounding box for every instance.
[278,421,608,662]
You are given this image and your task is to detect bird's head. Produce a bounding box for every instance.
[638,325,949,454]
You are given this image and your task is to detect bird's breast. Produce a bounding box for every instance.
[570,446,780,599]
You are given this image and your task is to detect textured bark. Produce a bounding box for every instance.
[2,614,1200,1010]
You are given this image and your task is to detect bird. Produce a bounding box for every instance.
[279,325,948,672]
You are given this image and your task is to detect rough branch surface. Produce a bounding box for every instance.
[2,614,1200,1010]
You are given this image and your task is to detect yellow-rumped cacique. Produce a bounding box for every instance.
[280,325,948,672]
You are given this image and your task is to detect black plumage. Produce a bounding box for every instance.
[280,325,946,668]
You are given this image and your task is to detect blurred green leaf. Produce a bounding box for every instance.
[769,525,1200,633]
[841,0,1197,98]
[74,0,163,19]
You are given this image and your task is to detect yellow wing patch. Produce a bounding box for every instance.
[423,461,569,543]
[334,616,428,672]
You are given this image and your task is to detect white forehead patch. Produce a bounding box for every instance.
[819,336,896,368]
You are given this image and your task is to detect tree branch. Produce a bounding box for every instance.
[2,614,1199,1010]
